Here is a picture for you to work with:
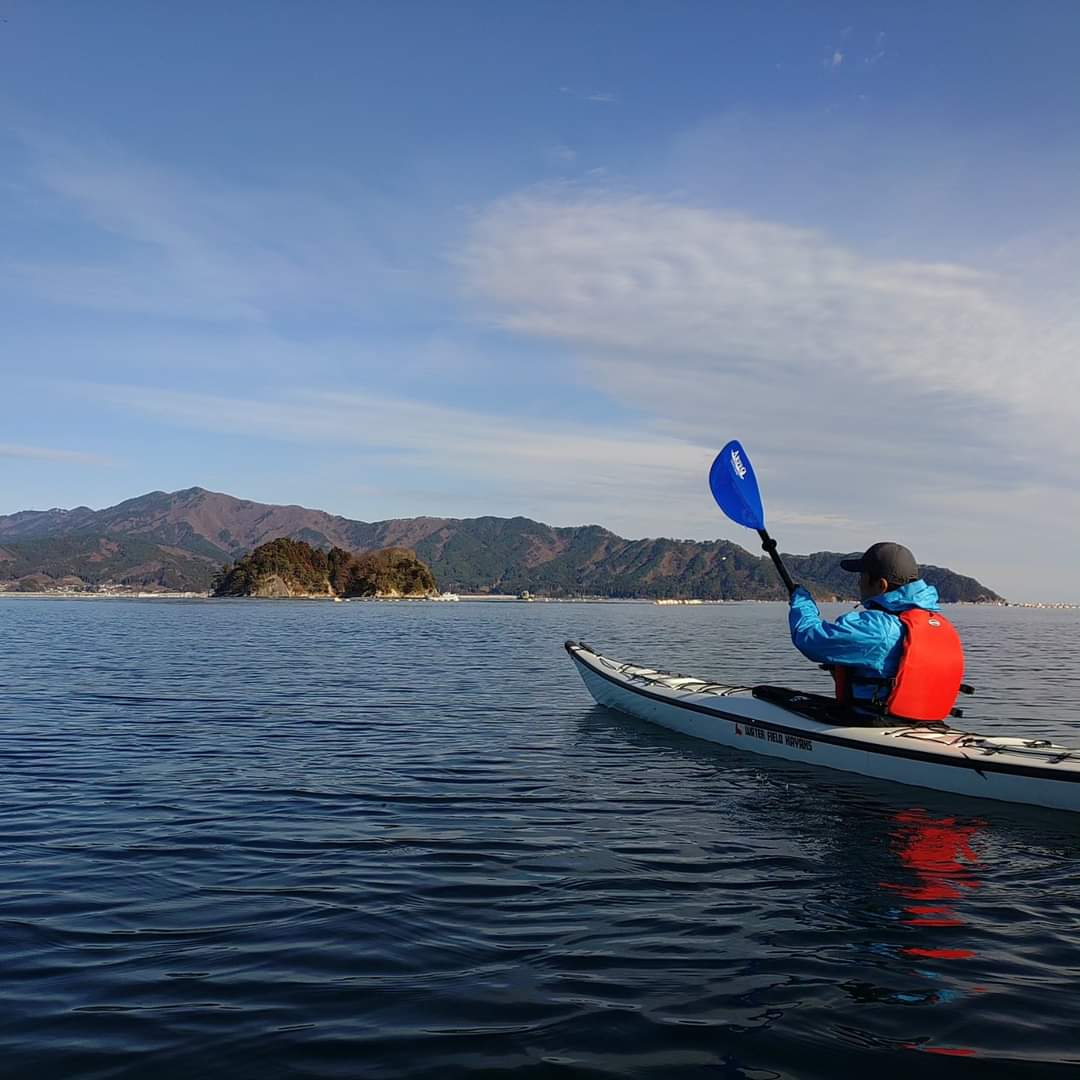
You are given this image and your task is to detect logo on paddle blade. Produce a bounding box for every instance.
[730,448,748,479]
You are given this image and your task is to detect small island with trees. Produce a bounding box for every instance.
[211,538,438,599]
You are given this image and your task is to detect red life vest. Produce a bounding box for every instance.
[832,609,965,723]
[887,609,965,722]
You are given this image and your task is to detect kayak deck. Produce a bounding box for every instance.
[565,640,1080,812]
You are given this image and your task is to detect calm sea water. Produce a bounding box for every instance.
[2,598,1079,1079]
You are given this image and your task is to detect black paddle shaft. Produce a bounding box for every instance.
[757,529,797,595]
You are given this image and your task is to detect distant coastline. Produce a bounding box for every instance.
[2,591,1075,608]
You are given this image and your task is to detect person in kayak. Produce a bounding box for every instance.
[788,541,965,723]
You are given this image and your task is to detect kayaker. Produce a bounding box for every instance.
[788,542,965,722]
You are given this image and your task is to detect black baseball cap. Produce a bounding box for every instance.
[840,541,919,584]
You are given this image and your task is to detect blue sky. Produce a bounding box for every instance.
[3,2,1080,601]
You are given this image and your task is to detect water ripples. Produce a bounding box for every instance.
[0,598,1078,1077]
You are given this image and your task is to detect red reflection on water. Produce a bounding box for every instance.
[904,947,975,960]
[903,1044,977,1057]
[879,809,985,1058]
[878,809,983,934]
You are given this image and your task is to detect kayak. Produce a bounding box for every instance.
[565,640,1080,814]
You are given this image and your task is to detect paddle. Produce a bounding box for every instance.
[708,440,797,596]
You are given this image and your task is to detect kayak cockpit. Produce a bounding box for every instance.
[750,683,934,729]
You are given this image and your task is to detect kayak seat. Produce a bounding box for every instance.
[751,685,895,728]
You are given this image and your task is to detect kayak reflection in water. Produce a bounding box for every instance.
[787,541,966,723]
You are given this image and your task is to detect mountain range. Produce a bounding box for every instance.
[0,487,1003,602]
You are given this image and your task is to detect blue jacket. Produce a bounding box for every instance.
[788,580,941,701]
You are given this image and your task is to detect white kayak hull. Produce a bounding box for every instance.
[566,641,1080,814]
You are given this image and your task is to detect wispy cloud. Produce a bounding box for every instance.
[865,30,886,66]
[0,443,108,464]
[4,131,422,323]
[560,86,620,104]
[462,191,1078,454]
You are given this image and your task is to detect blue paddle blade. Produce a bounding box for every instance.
[709,440,766,531]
